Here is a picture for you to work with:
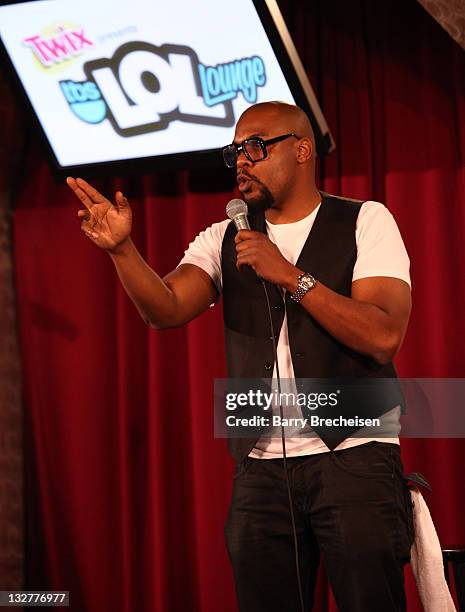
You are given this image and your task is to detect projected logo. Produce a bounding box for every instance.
[23,25,94,69]
[59,42,267,135]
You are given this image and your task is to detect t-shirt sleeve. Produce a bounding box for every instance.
[177,219,230,293]
[353,201,411,286]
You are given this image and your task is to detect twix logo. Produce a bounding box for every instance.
[23,25,93,67]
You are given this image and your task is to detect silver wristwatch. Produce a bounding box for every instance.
[290,272,317,303]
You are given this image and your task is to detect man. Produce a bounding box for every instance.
[67,101,414,611]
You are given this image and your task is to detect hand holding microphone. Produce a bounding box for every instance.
[226,198,297,287]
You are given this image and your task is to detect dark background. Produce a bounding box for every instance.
[1,0,464,610]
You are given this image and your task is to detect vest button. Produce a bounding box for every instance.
[274,304,283,311]
[264,362,273,371]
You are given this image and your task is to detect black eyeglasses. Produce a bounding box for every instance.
[222,132,299,168]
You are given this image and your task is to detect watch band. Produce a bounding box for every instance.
[290,273,316,303]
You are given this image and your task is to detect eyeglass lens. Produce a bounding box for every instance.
[223,138,265,167]
[243,139,264,161]
[223,146,238,167]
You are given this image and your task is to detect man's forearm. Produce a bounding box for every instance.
[108,238,176,328]
[282,270,408,365]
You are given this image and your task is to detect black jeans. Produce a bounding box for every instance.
[224,442,414,612]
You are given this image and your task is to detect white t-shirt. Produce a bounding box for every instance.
[178,200,411,458]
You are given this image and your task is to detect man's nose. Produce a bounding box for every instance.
[236,150,252,170]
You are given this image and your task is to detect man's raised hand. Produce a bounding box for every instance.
[66,177,132,252]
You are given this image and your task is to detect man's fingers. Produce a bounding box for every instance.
[236,258,255,272]
[234,229,259,243]
[236,240,259,253]
[80,219,98,239]
[80,219,92,232]
[66,177,95,211]
[236,251,255,266]
[66,176,107,210]
[115,191,129,209]
[75,177,107,204]
[77,209,91,221]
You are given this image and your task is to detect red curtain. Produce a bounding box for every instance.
[10,1,465,610]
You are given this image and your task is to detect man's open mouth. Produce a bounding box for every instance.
[237,174,254,192]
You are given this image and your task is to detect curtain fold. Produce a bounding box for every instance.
[0,47,27,593]
[8,1,465,610]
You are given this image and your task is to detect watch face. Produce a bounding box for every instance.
[300,273,315,289]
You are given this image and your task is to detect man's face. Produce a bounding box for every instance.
[233,109,297,213]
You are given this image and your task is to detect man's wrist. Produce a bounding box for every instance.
[107,236,133,258]
[282,268,318,302]
[281,266,306,293]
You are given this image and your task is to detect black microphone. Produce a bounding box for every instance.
[226,198,251,231]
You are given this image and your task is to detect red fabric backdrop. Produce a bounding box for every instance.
[9,1,465,610]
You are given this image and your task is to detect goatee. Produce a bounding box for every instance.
[244,182,275,214]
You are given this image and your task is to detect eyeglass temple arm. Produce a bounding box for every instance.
[264,132,299,146]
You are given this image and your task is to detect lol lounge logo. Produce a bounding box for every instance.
[59,41,267,136]
[23,26,94,67]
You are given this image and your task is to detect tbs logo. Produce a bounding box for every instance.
[60,42,267,136]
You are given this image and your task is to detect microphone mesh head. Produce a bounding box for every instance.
[226,198,248,220]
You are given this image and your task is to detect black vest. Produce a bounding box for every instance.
[221,192,404,462]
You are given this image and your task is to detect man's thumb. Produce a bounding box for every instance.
[115,191,129,209]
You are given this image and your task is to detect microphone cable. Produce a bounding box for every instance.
[261,279,306,612]
[225,198,305,611]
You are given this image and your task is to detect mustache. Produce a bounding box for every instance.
[237,171,258,181]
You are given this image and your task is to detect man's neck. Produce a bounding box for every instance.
[265,189,322,224]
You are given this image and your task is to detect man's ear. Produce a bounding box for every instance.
[296,137,313,163]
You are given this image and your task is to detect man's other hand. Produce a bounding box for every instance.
[66,177,132,253]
